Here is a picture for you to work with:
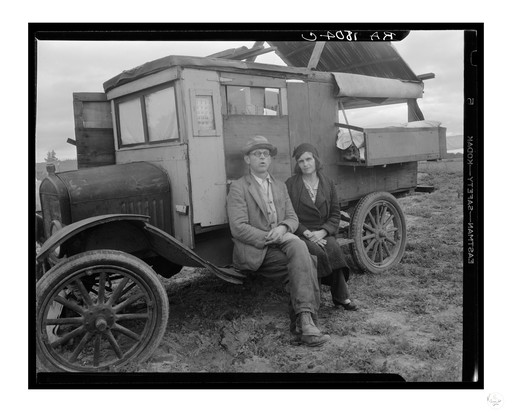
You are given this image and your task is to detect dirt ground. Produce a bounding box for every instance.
[119,159,464,381]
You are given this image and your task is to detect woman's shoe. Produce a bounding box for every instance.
[333,299,358,311]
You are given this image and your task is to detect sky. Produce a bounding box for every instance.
[34,30,464,162]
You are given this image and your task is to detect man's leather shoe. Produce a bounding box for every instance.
[300,333,331,347]
[298,311,322,335]
[297,312,330,347]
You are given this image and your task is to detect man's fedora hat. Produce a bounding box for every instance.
[242,135,278,156]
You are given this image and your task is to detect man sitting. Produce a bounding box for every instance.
[227,135,330,347]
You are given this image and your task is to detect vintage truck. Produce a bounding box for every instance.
[35,42,446,372]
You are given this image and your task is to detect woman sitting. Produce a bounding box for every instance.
[285,143,357,310]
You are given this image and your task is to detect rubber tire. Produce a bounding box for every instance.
[349,192,406,274]
[36,249,169,372]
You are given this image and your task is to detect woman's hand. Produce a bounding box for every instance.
[304,229,328,247]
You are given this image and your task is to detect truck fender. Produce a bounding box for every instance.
[36,214,245,284]
[36,214,150,263]
[142,224,245,284]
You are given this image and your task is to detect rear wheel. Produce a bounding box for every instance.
[349,192,406,273]
[36,249,169,372]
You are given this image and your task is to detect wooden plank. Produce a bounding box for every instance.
[365,128,441,166]
[333,162,417,203]
[73,92,107,102]
[364,126,436,134]
[80,101,113,129]
[307,81,338,170]
[287,82,311,153]
[232,47,277,61]
[207,45,276,61]
[335,122,365,133]
[207,47,252,59]
[280,87,288,115]
[439,126,447,158]
[307,41,326,70]
[75,128,115,167]
[73,93,115,169]
[272,47,296,67]
[246,41,265,62]
[336,160,369,167]
[417,73,435,80]
[368,152,441,165]
[74,129,114,145]
[76,153,116,168]
[219,72,286,88]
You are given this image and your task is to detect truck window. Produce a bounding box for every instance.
[116,84,179,147]
[225,86,280,116]
[118,99,145,144]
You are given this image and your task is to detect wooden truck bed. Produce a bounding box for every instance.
[336,122,447,167]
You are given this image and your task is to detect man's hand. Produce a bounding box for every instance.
[264,225,288,245]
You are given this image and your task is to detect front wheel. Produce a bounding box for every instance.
[36,250,169,372]
[349,192,406,274]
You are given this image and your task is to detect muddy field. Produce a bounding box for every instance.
[116,159,464,381]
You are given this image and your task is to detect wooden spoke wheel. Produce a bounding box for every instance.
[36,250,169,372]
[349,192,407,274]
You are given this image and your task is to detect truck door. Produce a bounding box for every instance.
[72,93,115,169]
[182,69,228,229]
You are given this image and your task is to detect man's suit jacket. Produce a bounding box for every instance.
[227,174,299,271]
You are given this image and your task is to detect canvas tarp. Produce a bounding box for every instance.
[332,72,423,99]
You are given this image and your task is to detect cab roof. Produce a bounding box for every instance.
[103,54,332,93]
[102,44,425,107]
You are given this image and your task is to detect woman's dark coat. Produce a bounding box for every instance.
[285,172,347,278]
